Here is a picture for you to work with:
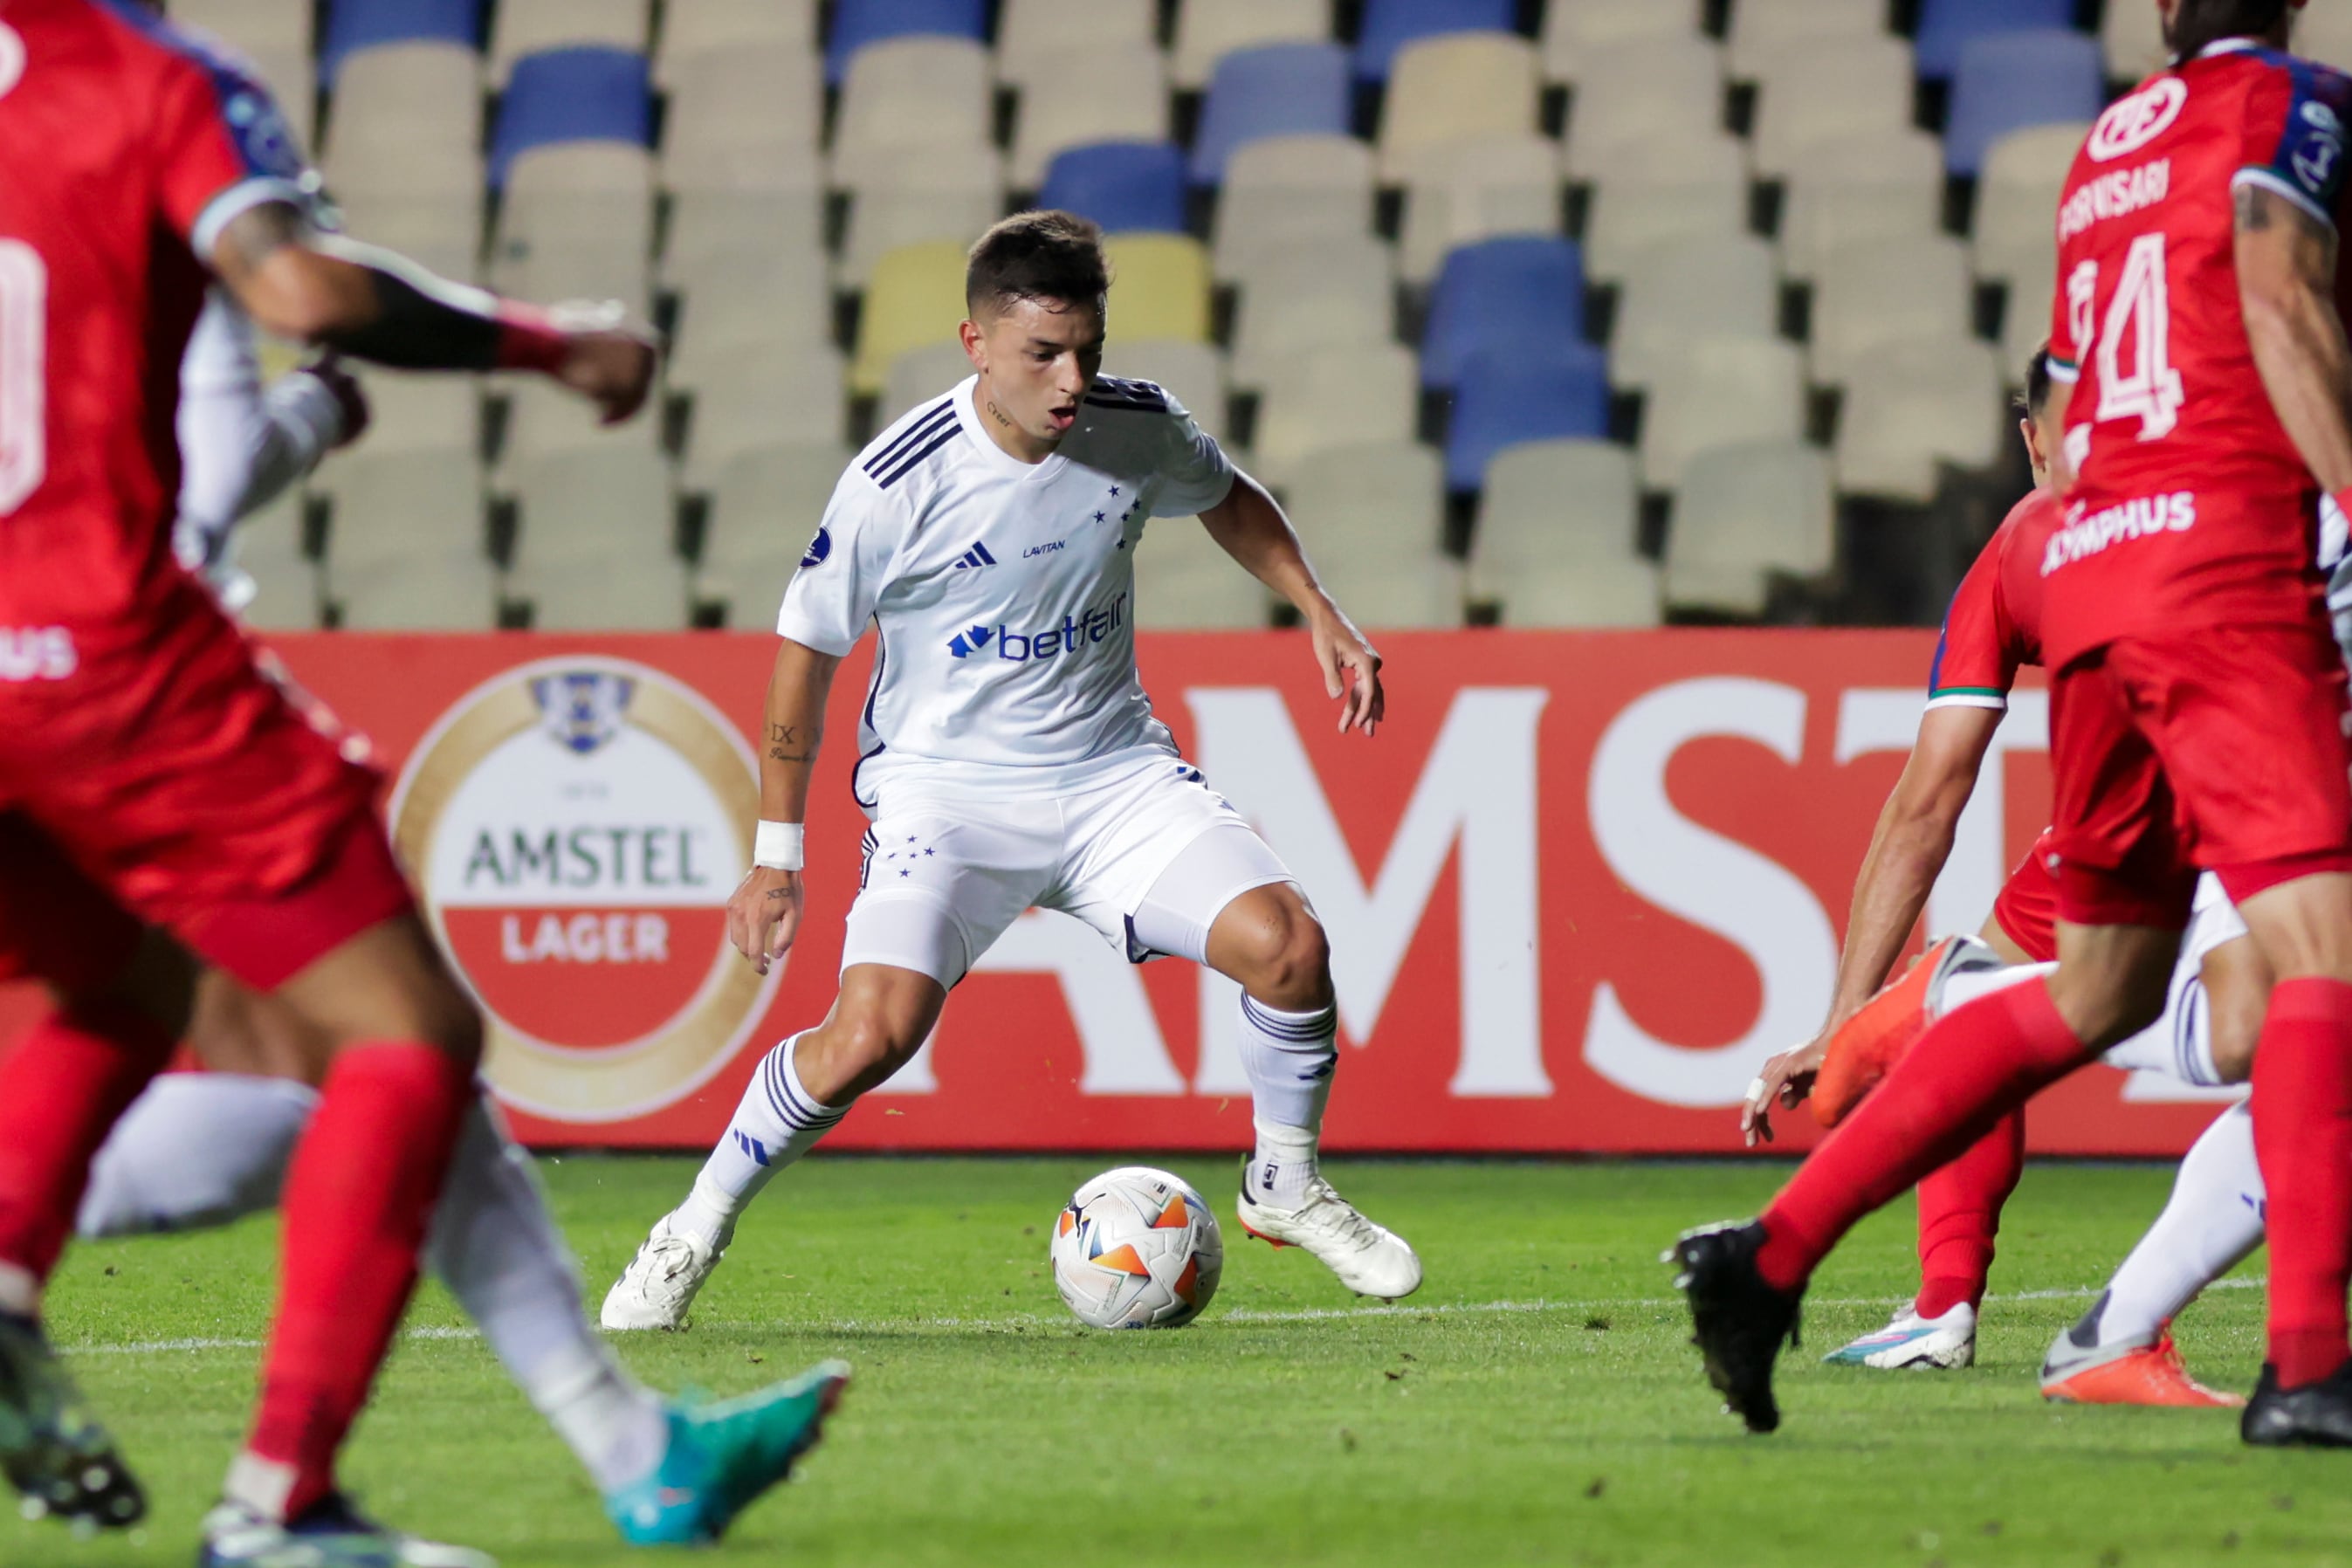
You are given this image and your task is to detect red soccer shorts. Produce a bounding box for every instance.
[0,588,414,994]
[1991,829,2060,964]
[2046,622,2352,928]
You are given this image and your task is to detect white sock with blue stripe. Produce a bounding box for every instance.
[1238,995,1338,1207]
[675,1032,847,1250]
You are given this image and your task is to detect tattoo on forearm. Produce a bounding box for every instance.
[2237,184,2273,231]
[768,748,815,764]
[766,720,818,766]
[765,889,794,902]
[218,202,310,273]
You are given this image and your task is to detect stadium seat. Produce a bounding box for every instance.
[1539,0,1702,86]
[682,347,852,482]
[1101,235,1213,344]
[2298,6,2352,72]
[1810,234,1975,387]
[1191,43,1353,186]
[489,0,649,83]
[241,45,318,148]
[1835,335,2007,502]
[881,341,980,427]
[1132,519,1276,629]
[1638,335,1806,491]
[498,379,661,474]
[515,556,694,630]
[1283,444,1458,627]
[2100,0,2169,81]
[321,451,487,573]
[231,494,321,633]
[1039,142,1188,235]
[323,43,479,166]
[313,374,479,481]
[1354,0,1515,84]
[1010,44,1171,189]
[1559,36,1728,182]
[660,43,824,167]
[174,0,309,57]
[1249,342,1418,485]
[1213,134,1377,286]
[670,257,835,388]
[338,554,502,630]
[1172,0,1332,91]
[1420,236,1585,393]
[1944,31,2107,179]
[489,47,653,187]
[656,0,819,82]
[661,187,827,296]
[1750,34,1915,177]
[830,37,998,196]
[853,241,972,395]
[998,0,1159,91]
[1973,122,2090,289]
[1228,235,1395,389]
[1579,136,1748,284]
[1608,235,1778,390]
[320,0,479,81]
[825,0,987,84]
[1377,32,1542,183]
[1664,440,1834,616]
[1777,130,1945,283]
[1397,134,1563,287]
[334,190,482,282]
[2001,250,2057,375]
[1470,439,1660,627]
[492,147,654,309]
[697,443,854,622]
[506,447,677,552]
[1726,0,1885,81]
[1099,342,1230,443]
[1443,345,1610,493]
[837,145,1003,287]
[1914,0,2076,81]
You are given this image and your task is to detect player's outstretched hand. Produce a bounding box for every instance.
[546,301,661,425]
[1310,609,1384,737]
[727,865,803,976]
[1741,1037,1826,1147]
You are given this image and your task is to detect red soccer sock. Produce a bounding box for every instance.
[1914,1110,2027,1318]
[237,1042,471,1521]
[1757,981,2086,1295]
[0,1002,176,1301]
[2248,978,2352,1389]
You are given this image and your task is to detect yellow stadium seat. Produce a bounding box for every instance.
[1104,235,1212,346]
[853,242,973,395]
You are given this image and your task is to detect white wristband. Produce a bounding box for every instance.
[753,820,804,871]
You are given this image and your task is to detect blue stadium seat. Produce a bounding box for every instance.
[1945,31,2105,177]
[1420,236,1586,393]
[1915,0,2078,80]
[1190,43,1353,186]
[826,0,987,84]
[490,46,652,186]
[1039,142,1188,234]
[321,0,481,80]
[1444,346,1611,492]
[1354,0,1516,83]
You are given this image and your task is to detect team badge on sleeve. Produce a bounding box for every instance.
[801,526,832,568]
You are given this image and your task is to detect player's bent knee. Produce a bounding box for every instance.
[1214,888,1332,1009]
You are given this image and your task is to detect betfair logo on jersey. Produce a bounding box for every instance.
[2042,492,2197,576]
[946,592,1129,662]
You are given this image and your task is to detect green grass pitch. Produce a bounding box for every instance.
[15,1156,2352,1567]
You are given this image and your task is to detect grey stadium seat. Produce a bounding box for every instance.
[830,38,998,197]
[1777,130,1945,283]
[1470,439,1660,627]
[1213,134,1378,288]
[1810,234,1975,388]
[1560,36,1726,182]
[1228,235,1396,390]
[1610,234,1779,391]
[1665,440,1834,616]
[1133,518,1276,629]
[1173,0,1333,91]
[697,443,852,624]
[656,0,820,85]
[1750,33,1916,177]
[1579,135,1748,284]
[1397,134,1563,288]
[1639,335,1807,492]
[1541,0,1703,86]
[1835,336,2007,503]
[681,345,851,483]
[1248,343,1419,487]
[998,0,1159,93]
[1378,33,1544,184]
[489,0,650,83]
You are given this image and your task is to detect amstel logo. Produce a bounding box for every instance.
[390,657,778,1122]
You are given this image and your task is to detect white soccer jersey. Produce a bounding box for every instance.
[777,375,1235,809]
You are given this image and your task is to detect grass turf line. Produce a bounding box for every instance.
[12,1157,2345,1567]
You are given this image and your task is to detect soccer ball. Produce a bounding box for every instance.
[1049,1166,1223,1330]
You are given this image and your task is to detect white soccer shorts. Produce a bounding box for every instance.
[839,750,1295,987]
[2102,873,2249,1087]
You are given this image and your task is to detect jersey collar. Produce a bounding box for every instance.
[2194,38,2266,58]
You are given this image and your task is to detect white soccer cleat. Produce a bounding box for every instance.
[1236,1175,1422,1300]
[1820,1301,1977,1370]
[601,1214,725,1331]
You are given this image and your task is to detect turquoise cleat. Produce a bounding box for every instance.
[604,1360,851,1546]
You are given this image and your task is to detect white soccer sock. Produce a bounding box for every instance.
[673,1032,846,1251]
[1936,960,2056,1015]
[2089,1100,2266,1348]
[76,1074,315,1240]
[1237,996,1336,1207]
[425,1094,669,1495]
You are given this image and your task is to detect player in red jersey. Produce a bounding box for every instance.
[0,3,839,1562]
[1672,0,2352,1446]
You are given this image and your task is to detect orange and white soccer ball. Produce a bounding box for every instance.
[1049,1166,1223,1329]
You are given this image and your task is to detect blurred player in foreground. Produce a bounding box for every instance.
[0,4,836,1563]
[1740,350,2266,1406]
[1674,0,2352,1445]
[602,211,1421,1331]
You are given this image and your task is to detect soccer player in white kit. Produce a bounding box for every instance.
[602,212,1421,1331]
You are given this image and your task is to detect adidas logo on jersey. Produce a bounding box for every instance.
[951,542,998,570]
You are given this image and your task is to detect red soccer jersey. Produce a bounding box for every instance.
[1926,489,2059,710]
[2043,39,2352,668]
[0,0,312,648]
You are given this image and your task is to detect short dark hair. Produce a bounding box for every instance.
[2018,344,2054,419]
[2167,0,2292,58]
[966,210,1110,318]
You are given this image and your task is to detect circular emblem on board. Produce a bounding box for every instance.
[390,657,778,1123]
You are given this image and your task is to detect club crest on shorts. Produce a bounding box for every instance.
[390,657,779,1123]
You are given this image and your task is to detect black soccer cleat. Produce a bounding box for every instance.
[2242,1360,2352,1448]
[0,1310,145,1529]
[1666,1220,1804,1434]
